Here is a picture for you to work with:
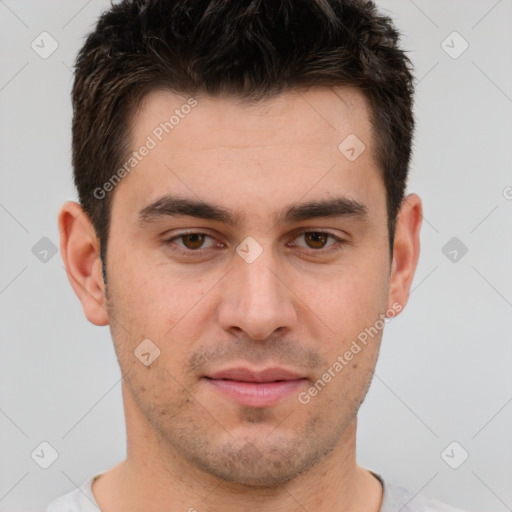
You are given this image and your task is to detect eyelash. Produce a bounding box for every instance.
[163,229,346,258]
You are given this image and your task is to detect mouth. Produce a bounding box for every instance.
[203,367,308,408]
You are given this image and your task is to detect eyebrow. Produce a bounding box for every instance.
[137,194,368,227]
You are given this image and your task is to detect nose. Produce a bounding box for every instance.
[216,244,298,341]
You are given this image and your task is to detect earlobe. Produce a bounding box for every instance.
[58,201,109,326]
[387,193,422,314]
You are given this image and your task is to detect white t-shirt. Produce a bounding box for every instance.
[45,468,469,512]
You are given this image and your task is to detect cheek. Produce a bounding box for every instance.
[108,246,208,329]
[308,261,389,332]
[124,360,196,427]
[106,258,214,378]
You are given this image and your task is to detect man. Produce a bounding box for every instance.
[47,0,469,510]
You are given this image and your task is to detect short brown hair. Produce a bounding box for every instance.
[71,0,415,270]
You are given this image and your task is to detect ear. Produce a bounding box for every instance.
[58,201,109,326]
[387,193,422,313]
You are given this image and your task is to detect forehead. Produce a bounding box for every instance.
[133,86,373,150]
[112,86,384,226]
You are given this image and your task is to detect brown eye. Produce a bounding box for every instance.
[180,233,206,250]
[290,230,345,256]
[165,232,217,254]
[304,232,329,249]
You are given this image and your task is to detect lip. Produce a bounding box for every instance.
[204,367,307,408]
[208,367,304,382]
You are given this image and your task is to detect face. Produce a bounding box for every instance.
[80,87,406,486]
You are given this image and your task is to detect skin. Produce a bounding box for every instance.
[59,86,422,512]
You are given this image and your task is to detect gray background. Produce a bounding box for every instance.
[1,1,511,511]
